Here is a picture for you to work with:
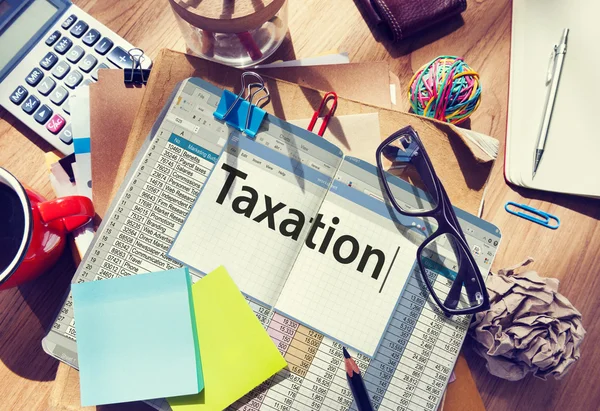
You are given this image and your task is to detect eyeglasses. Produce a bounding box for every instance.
[376,126,490,316]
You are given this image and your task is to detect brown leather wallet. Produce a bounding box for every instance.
[357,0,467,42]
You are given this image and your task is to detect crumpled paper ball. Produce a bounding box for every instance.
[469,258,585,381]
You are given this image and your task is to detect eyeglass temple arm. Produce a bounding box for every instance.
[441,184,487,311]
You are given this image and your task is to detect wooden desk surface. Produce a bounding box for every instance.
[1,0,599,410]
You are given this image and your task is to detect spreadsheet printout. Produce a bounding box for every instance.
[42,77,228,364]
[41,76,502,411]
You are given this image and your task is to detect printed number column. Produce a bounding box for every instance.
[374,270,429,411]
[52,128,169,339]
[116,131,172,277]
[415,273,469,410]
[292,331,346,411]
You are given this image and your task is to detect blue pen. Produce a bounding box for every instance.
[505,201,560,229]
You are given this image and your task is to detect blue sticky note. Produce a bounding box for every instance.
[72,268,203,406]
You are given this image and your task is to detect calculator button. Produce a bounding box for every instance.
[70,21,88,38]
[78,54,97,73]
[45,30,61,46]
[62,98,71,114]
[9,86,28,105]
[51,61,70,79]
[66,45,84,63]
[59,124,73,144]
[107,46,134,69]
[22,95,40,114]
[50,86,69,105]
[34,105,53,124]
[91,63,109,81]
[82,29,100,46]
[64,70,83,89]
[61,14,77,29]
[25,68,44,86]
[46,114,66,134]
[40,52,58,70]
[54,37,72,54]
[37,77,56,96]
[94,37,113,55]
[82,79,94,87]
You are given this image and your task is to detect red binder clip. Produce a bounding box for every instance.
[307,92,338,137]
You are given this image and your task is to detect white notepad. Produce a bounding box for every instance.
[507,0,600,197]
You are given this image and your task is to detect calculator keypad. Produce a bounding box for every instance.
[64,70,83,89]
[51,61,70,79]
[79,54,97,73]
[66,45,84,63]
[25,68,44,86]
[37,77,56,96]
[22,95,40,114]
[45,30,61,46]
[70,21,88,38]
[61,14,77,29]
[2,6,150,153]
[34,105,53,124]
[49,86,68,106]
[82,29,100,46]
[10,86,28,104]
[54,37,72,54]
[107,46,133,68]
[62,98,71,114]
[46,114,66,134]
[94,37,113,55]
[59,124,73,144]
[40,52,58,70]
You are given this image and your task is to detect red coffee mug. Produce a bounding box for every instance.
[0,168,94,290]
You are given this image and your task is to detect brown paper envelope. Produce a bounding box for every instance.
[89,73,146,218]
[112,49,493,215]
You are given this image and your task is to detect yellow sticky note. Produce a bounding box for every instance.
[168,266,287,411]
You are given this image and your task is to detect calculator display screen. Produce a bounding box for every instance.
[0,0,58,72]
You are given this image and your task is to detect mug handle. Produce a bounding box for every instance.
[37,196,95,232]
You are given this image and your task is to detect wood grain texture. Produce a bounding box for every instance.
[0,0,598,410]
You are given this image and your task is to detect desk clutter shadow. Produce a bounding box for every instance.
[511,185,600,220]
[98,402,154,410]
[0,250,74,381]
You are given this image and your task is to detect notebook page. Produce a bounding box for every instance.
[168,119,344,306]
[274,160,424,356]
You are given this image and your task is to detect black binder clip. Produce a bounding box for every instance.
[124,48,151,84]
[213,72,269,138]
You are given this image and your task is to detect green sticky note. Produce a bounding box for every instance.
[72,268,203,406]
[168,266,287,411]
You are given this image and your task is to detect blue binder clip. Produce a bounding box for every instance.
[214,72,270,138]
[505,201,560,229]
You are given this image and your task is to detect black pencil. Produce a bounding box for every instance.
[343,347,374,411]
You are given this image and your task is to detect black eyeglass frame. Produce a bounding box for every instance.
[375,126,490,316]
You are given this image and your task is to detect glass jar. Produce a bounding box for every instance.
[169,0,288,68]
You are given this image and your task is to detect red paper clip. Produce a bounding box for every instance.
[307,92,338,137]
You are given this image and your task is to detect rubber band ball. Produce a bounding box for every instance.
[408,56,482,124]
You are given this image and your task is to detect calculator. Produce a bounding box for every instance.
[0,0,151,155]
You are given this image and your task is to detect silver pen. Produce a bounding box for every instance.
[533,28,569,178]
